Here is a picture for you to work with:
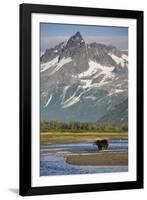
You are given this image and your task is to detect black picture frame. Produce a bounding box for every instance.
[19,3,144,196]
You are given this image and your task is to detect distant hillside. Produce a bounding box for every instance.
[98,98,128,125]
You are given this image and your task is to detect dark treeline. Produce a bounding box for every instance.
[40,121,128,132]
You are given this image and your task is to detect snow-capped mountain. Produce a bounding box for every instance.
[40,32,128,124]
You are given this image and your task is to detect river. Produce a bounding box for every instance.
[40,139,128,176]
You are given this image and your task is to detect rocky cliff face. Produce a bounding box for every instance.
[40,32,128,124]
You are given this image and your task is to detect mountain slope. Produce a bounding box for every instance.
[97,99,128,125]
[40,32,128,124]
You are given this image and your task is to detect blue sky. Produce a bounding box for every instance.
[41,23,128,37]
[40,23,128,53]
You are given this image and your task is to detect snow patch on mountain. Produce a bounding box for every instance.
[107,89,125,98]
[41,56,59,72]
[62,89,83,108]
[43,94,53,108]
[108,53,127,67]
[50,57,72,75]
[80,79,92,88]
[61,86,70,104]
[61,86,85,108]
[84,96,97,100]
[76,61,115,90]
[89,61,114,79]
[122,54,128,61]
[78,60,100,78]
[78,60,114,80]
[115,89,125,93]
[62,95,81,108]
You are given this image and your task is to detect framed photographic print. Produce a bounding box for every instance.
[19,3,143,196]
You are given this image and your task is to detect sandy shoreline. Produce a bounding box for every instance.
[66,151,128,166]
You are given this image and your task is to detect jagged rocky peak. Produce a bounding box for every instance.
[58,31,88,65]
[66,31,85,48]
[70,31,83,41]
[75,31,82,37]
[41,42,65,63]
[41,32,86,63]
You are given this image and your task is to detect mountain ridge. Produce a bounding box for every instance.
[40,32,128,124]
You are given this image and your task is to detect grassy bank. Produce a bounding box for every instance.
[40,131,128,144]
